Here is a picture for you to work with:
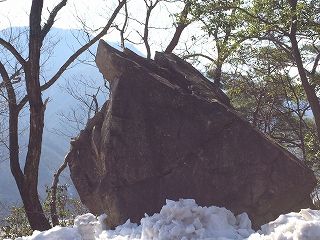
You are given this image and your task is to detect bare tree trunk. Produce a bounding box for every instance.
[0,62,49,229]
[144,8,152,59]
[18,0,52,230]
[0,64,23,189]
[2,58,49,230]
[120,1,128,49]
[142,0,160,59]
[10,111,48,230]
[0,0,125,230]
[21,182,51,230]
[50,153,70,226]
[9,109,23,187]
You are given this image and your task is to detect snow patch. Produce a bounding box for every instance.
[12,199,320,240]
[248,209,320,240]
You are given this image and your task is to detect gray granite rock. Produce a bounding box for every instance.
[68,40,316,229]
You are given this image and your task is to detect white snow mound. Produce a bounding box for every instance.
[12,199,320,240]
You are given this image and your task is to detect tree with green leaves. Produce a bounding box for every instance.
[184,0,248,85]
[225,42,318,164]
[185,0,320,167]
[229,0,320,140]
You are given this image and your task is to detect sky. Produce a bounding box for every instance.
[0,0,187,55]
[0,0,134,30]
[0,0,211,206]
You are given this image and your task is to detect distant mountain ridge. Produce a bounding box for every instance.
[0,27,141,205]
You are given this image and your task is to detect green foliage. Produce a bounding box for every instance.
[187,0,248,82]
[190,0,320,166]
[187,0,320,206]
[189,0,320,80]
[224,42,316,161]
[0,184,87,239]
[43,185,87,226]
[304,123,320,167]
[0,205,32,239]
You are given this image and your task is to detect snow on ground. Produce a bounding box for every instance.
[9,199,320,240]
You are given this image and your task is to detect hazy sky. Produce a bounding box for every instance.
[0,0,130,29]
[0,0,209,62]
[0,0,188,56]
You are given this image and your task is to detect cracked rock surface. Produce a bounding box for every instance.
[68,40,316,229]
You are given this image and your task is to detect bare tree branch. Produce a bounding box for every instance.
[41,0,68,41]
[183,53,215,62]
[0,61,23,190]
[143,0,160,59]
[120,1,128,48]
[18,0,126,110]
[0,38,26,67]
[310,52,320,75]
[50,152,71,226]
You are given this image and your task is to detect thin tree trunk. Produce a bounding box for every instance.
[290,36,320,139]
[213,63,223,85]
[21,181,51,230]
[9,110,48,230]
[165,24,187,53]
[0,0,125,231]
[287,0,320,139]
[0,63,23,189]
[50,153,70,226]
[144,10,151,59]
[165,2,191,53]
[0,63,47,229]
[20,0,51,230]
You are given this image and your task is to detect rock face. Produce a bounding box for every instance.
[68,40,316,229]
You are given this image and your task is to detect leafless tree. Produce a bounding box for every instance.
[114,0,129,49]
[49,0,193,227]
[49,77,106,226]
[0,0,126,230]
[142,0,160,59]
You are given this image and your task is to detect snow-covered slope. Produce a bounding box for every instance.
[11,199,320,240]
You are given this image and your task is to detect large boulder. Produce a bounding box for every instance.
[68,40,316,229]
